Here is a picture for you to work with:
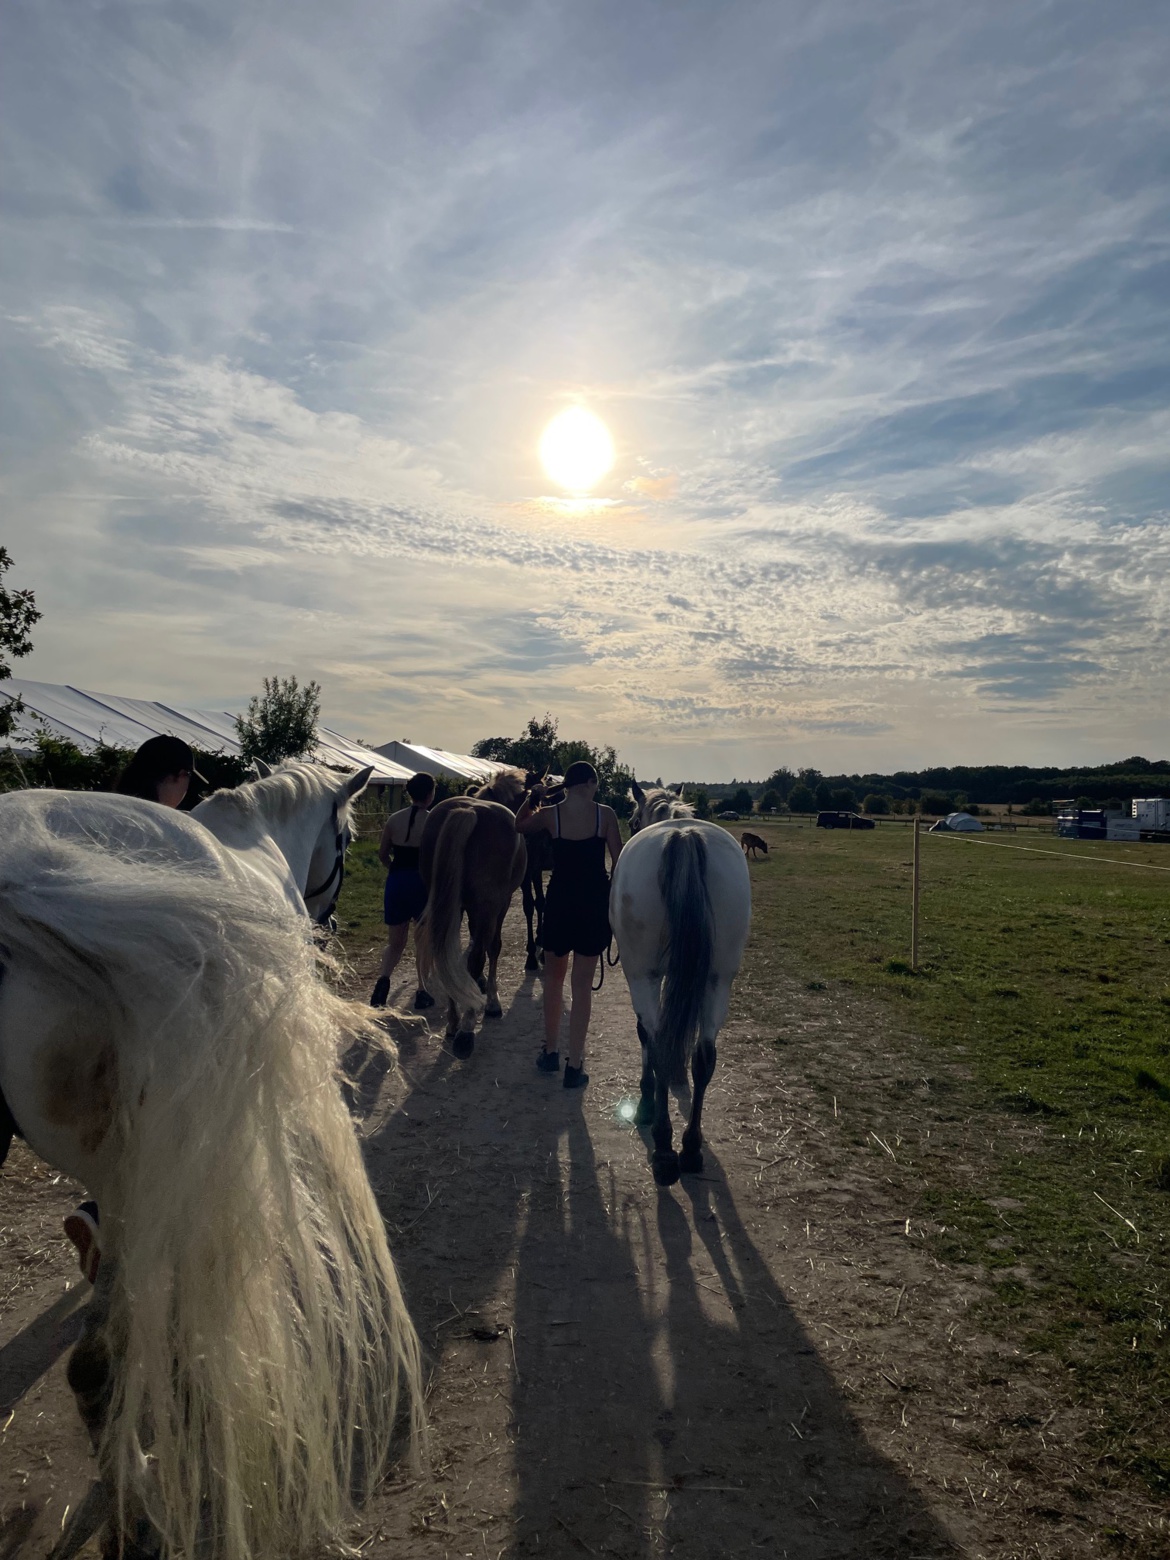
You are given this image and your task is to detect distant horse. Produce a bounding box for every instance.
[417,794,527,1058]
[611,806,751,1187]
[474,767,563,969]
[0,782,422,1560]
[740,831,768,858]
[627,778,694,833]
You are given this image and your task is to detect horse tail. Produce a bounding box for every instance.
[0,798,423,1560]
[657,827,714,1084]
[418,805,482,1014]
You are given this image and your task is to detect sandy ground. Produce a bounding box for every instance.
[1,904,1165,1558]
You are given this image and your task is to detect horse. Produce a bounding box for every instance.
[610,804,751,1187]
[416,793,527,1058]
[741,831,769,859]
[0,782,422,1560]
[473,767,563,969]
[627,778,694,833]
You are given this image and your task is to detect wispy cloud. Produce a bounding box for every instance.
[2,1,1168,771]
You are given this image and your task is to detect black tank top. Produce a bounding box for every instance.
[390,806,424,873]
[550,803,607,883]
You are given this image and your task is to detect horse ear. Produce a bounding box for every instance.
[252,759,273,780]
[631,779,645,801]
[344,765,374,800]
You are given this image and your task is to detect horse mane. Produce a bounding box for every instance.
[202,761,357,829]
[474,767,527,808]
[634,785,695,825]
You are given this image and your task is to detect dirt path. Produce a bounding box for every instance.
[2,905,1162,1557]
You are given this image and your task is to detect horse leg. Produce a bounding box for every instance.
[522,873,539,972]
[624,975,661,1126]
[650,1059,679,1186]
[679,1039,716,1175]
[634,1019,656,1126]
[679,976,731,1175]
[484,908,505,1020]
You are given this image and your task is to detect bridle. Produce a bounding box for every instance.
[304,802,349,924]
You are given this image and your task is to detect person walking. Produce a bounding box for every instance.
[370,772,437,1011]
[517,761,622,1089]
[63,734,206,1283]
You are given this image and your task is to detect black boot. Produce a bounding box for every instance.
[536,1049,560,1073]
[370,976,390,1008]
[563,1063,589,1090]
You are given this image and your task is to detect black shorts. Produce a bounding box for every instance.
[542,877,611,958]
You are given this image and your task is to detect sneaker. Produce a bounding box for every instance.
[536,1049,560,1073]
[413,988,436,1011]
[370,976,391,1008]
[64,1203,101,1284]
[563,1064,589,1090]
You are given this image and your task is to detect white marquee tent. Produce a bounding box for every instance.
[372,739,503,784]
[0,678,417,786]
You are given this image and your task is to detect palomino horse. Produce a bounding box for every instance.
[611,797,751,1186]
[473,767,562,970]
[0,781,422,1560]
[417,794,526,1058]
[627,779,694,833]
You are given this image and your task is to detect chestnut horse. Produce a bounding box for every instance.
[417,795,526,1058]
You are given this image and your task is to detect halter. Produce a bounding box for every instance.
[304,803,348,923]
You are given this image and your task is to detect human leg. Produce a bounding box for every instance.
[539,952,570,1066]
[566,953,598,1069]
[370,921,409,1006]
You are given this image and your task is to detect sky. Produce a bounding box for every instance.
[3,0,1169,779]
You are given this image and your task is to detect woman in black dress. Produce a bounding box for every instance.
[517,761,623,1089]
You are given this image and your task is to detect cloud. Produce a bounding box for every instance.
[2,1,1169,771]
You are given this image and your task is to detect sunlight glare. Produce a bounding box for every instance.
[617,1098,638,1123]
[539,407,614,493]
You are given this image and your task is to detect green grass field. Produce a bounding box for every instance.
[731,818,1170,1497]
[335,813,1169,1494]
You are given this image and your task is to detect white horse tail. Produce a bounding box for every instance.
[418,805,483,1014]
[657,827,714,1084]
[0,796,423,1560]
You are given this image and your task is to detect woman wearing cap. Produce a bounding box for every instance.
[517,761,622,1089]
[369,772,437,1011]
[63,734,205,1283]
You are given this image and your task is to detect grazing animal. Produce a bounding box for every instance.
[610,819,751,1186]
[0,786,422,1560]
[473,767,562,970]
[740,831,769,859]
[417,794,527,1058]
[627,779,694,834]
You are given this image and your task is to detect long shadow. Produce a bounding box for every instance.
[0,1286,87,1416]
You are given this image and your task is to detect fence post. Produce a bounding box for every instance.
[911,813,921,969]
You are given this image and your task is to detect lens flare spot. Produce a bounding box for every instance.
[617,1098,638,1123]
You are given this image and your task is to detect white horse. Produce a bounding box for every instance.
[626,778,694,832]
[0,776,421,1560]
[610,802,751,1186]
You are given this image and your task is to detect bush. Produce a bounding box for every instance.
[788,784,815,813]
[1021,797,1051,816]
[759,788,783,813]
[920,791,952,815]
[0,733,247,802]
[862,793,890,814]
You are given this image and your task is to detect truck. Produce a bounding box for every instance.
[1132,798,1170,832]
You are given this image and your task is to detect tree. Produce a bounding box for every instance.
[862,793,889,814]
[788,784,815,813]
[763,765,796,800]
[759,789,783,813]
[920,791,952,816]
[0,548,40,739]
[470,714,635,815]
[690,787,711,819]
[830,787,856,810]
[236,675,321,764]
[731,786,754,815]
[814,781,833,809]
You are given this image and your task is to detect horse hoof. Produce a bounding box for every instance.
[475,975,488,995]
[652,1151,680,1187]
[452,1031,476,1060]
[485,1001,503,1019]
[633,1097,655,1127]
[525,954,540,972]
[679,1149,704,1175]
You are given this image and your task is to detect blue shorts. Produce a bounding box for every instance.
[384,869,427,926]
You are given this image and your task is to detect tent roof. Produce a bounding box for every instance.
[372,739,502,783]
[0,678,415,784]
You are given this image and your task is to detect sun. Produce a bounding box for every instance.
[539,407,614,493]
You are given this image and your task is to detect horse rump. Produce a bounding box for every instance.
[657,828,714,1085]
